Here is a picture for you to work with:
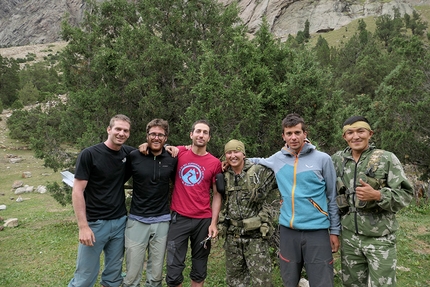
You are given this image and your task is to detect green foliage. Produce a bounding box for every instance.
[7,109,33,141]
[405,11,428,36]
[7,104,76,172]
[375,8,404,49]
[60,0,334,161]
[47,181,73,206]
[312,36,331,66]
[25,52,36,61]
[17,81,40,104]
[19,61,64,99]
[373,60,430,171]
[0,54,20,107]
[296,19,311,44]
[16,57,28,63]
[10,99,24,109]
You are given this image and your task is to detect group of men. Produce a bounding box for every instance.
[67,113,413,287]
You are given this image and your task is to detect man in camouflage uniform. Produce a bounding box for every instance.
[331,116,413,287]
[219,139,278,287]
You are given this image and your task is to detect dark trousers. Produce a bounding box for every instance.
[279,225,334,287]
[165,213,211,287]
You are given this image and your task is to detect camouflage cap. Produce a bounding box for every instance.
[224,139,245,155]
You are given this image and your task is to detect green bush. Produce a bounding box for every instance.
[10,99,24,110]
[16,58,27,63]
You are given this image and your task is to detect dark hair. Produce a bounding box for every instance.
[146,118,169,136]
[342,116,370,127]
[109,114,131,128]
[191,120,211,135]
[282,113,307,132]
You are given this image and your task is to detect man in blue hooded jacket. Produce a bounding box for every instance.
[249,113,340,287]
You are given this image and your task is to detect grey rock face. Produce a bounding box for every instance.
[0,0,85,47]
[0,0,425,47]
[219,0,418,41]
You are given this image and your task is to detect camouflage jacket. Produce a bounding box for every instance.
[331,145,413,237]
[220,159,279,237]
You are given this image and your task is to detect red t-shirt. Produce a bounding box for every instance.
[170,146,222,218]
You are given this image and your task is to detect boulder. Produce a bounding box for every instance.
[4,218,18,227]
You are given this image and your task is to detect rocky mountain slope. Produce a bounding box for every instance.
[0,0,428,47]
[219,0,421,40]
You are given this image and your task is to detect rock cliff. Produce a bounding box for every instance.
[219,0,421,40]
[0,0,427,47]
[0,0,85,46]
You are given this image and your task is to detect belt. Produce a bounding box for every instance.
[227,230,261,239]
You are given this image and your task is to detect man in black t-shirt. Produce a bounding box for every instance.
[123,118,177,287]
[68,114,135,287]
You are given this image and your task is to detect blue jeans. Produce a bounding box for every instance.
[123,219,169,287]
[68,216,127,287]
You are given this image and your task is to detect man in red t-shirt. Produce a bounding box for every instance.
[166,120,222,287]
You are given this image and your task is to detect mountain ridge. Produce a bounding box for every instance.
[0,0,428,47]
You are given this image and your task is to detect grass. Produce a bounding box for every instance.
[308,17,378,48]
[307,5,430,49]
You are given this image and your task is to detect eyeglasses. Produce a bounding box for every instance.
[148,133,166,139]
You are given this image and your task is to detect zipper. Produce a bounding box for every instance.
[352,154,363,234]
[290,155,299,228]
[152,155,159,181]
[308,198,329,217]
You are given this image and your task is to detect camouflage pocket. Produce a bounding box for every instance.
[336,194,348,208]
[336,194,349,215]
[242,216,262,231]
[336,177,347,194]
[365,176,380,190]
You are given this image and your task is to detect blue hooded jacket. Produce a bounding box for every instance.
[249,143,340,235]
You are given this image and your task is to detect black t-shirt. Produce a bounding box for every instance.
[75,143,135,221]
[128,148,177,217]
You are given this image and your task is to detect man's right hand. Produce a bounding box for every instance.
[166,146,179,157]
[222,160,229,171]
[139,143,149,155]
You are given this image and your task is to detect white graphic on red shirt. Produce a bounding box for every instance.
[179,163,204,186]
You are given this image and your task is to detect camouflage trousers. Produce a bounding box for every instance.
[224,234,272,287]
[341,228,397,287]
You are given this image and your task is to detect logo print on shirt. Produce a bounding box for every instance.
[179,163,204,186]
